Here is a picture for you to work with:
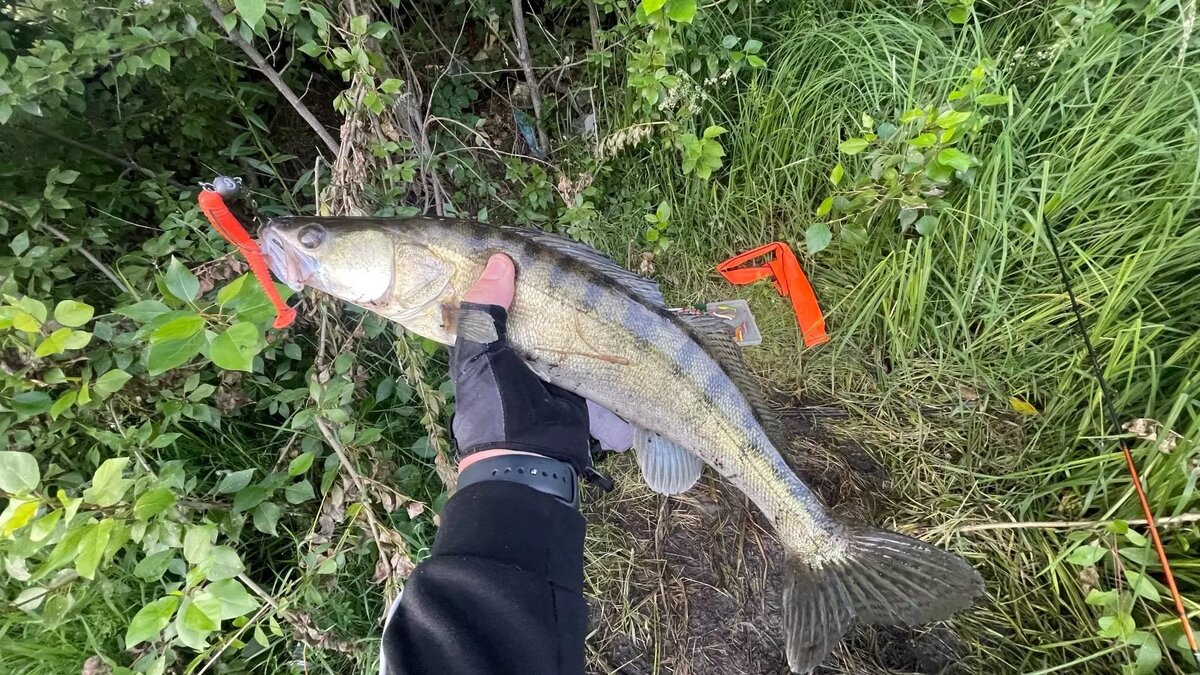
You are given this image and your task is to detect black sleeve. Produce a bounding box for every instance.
[380,480,588,675]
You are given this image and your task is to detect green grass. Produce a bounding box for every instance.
[590,0,1200,671]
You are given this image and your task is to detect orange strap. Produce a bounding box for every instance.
[197,190,296,329]
[716,242,828,348]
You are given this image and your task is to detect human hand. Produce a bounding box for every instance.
[451,254,592,475]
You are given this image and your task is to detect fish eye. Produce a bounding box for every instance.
[298,225,325,249]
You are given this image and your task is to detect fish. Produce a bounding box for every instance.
[259,216,983,673]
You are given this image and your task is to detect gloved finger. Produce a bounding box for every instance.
[587,400,634,452]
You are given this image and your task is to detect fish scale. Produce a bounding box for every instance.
[260,215,984,674]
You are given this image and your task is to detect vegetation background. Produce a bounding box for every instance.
[2,0,1199,673]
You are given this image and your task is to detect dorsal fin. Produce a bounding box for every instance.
[678,313,784,440]
[507,227,665,305]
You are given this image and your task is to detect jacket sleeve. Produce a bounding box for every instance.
[380,480,588,675]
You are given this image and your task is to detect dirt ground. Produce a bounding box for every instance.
[581,400,970,675]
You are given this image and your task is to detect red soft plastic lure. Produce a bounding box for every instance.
[197,187,296,329]
[716,242,828,348]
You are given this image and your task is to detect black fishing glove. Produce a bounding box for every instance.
[450,302,592,475]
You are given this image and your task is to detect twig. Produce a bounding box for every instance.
[957,512,1200,533]
[237,573,281,611]
[586,0,602,51]
[24,126,189,190]
[35,218,132,295]
[510,0,552,157]
[202,0,340,156]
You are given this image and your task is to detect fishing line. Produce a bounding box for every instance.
[1043,219,1200,669]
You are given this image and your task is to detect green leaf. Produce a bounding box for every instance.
[1124,570,1162,602]
[368,21,392,39]
[150,314,204,343]
[147,332,205,376]
[10,391,52,416]
[0,451,40,494]
[805,223,833,254]
[641,0,667,13]
[134,550,175,582]
[253,502,281,536]
[235,0,267,28]
[61,330,92,350]
[53,300,93,327]
[205,579,259,620]
[838,138,869,155]
[209,322,262,372]
[664,0,696,23]
[134,488,176,520]
[233,486,267,512]
[935,110,972,128]
[744,38,763,54]
[0,498,38,535]
[117,300,170,323]
[380,78,403,95]
[908,133,938,148]
[30,508,62,541]
[816,196,834,217]
[203,546,245,581]
[75,519,115,579]
[746,55,766,69]
[288,452,315,476]
[829,162,844,186]
[915,215,938,236]
[1134,637,1162,674]
[349,14,369,35]
[149,47,171,71]
[1065,544,1106,566]
[1085,588,1119,605]
[94,369,132,396]
[936,148,974,171]
[1098,613,1137,640]
[975,93,1010,106]
[126,596,179,647]
[175,595,220,650]
[947,5,969,23]
[284,479,315,504]
[11,231,29,255]
[703,125,727,140]
[165,257,200,302]
[184,524,216,565]
[83,458,132,507]
[215,469,256,495]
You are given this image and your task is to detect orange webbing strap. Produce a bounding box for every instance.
[197,189,296,329]
[716,242,828,348]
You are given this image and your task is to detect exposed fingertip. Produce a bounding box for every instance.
[482,254,514,280]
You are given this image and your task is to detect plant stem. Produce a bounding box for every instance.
[958,512,1200,533]
[510,0,552,158]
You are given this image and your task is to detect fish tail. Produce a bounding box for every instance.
[782,526,982,673]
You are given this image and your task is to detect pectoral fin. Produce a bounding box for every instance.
[634,427,703,494]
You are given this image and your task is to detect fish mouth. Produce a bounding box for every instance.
[260,226,317,292]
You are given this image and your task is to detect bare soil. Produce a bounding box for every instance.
[581,399,969,675]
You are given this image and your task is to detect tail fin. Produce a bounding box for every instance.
[782,527,982,673]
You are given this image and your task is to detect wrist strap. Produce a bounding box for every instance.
[457,454,579,509]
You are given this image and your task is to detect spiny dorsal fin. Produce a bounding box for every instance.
[678,313,783,440]
[507,227,665,305]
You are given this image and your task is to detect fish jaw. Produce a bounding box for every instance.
[259,219,397,306]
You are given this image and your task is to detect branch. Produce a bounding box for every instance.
[585,0,601,51]
[510,0,552,157]
[24,127,189,190]
[202,0,341,156]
